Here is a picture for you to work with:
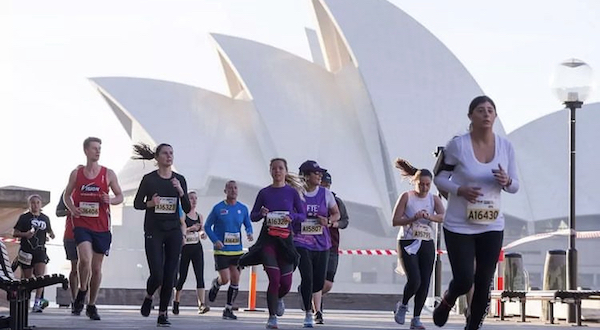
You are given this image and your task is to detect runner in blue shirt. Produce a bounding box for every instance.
[205,180,253,320]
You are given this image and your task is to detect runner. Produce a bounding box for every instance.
[312,171,349,320]
[56,188,79,314]
[13,194,55,312]
[172,191,210,315]
[205,180,253,320]
[391,159,444,330]
[294,160,340,327]
[433,96,519,330]
[63,137,123,321]
[133,142,190,327]
[239,158,306,329]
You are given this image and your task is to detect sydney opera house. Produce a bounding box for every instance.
[89,0,600,293]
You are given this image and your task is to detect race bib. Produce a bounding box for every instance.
[412,223,433,240]
[467,191,500,224]
[265,211,289,228]
[18,250,33,266]
[224,232,241,245]
[185,232,200,244]
[155,197,177,214]
[79,202,99,217]
[300,219,323,235]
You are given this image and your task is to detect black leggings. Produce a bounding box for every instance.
[399,239,435,317]
[297,248,329,311]
[145,229,183,312]
[175,243,204,290]
[443,229,503,330]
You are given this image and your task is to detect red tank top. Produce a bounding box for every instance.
[72,166,111,232]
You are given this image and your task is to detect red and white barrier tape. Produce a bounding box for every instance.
[338,249,397,256]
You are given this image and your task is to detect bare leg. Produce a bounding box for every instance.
[33,263,46,298]
[77,242,93,291]
[69,260,79,301]
[88,252,104,305]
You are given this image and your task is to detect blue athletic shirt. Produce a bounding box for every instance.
[204,200,253,256]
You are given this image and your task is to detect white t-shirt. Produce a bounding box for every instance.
[434,133,519,234]
[397,191,435,241]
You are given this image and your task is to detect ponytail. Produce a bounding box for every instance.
[285,173,306,201]
[132,142,172,160]
[394,158,432,183]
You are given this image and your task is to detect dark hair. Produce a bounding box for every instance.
[269,158,288,171]
[132,142,172,160]
[468,95,496,115]
[394,158,432,182]
[83,137,102,149]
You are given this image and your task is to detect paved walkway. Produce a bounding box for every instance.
[16,306,600,330]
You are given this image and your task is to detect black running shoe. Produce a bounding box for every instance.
[157,314,171,327]
[86,305,101,320]
[314,311,324,324]
[198,304,210,314]
[72,290,86,316]
[433,296,453,327]
[141,297,153,317]
[172,301,179,315]
[222,308,237,320]
[208,278,220,302]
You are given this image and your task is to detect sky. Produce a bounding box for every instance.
[1,0,599,231]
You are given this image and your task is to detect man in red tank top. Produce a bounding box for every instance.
[63,137,123,321]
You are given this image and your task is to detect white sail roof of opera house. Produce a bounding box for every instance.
[504,102,600,223]
[89,0,539,238]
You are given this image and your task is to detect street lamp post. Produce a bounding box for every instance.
[550,58,594,323]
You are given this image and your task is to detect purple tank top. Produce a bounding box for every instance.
[293,186,332,251]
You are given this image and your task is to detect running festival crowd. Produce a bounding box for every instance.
[12,96,518,330]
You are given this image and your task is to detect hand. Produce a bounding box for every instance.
[171,178,183,196]
[191,223,202,232]
[260,206,269,217]
[317,215,328,226]
[149,193,160,207]
[71,207,82,218]
[49,232,55,240]
[200,231,207,240]
[247,233,254,242]
[215,241,224,250]
[457,186,483,203]
[101,192,110,204]
[492,164,510,187]
[24,229,35,239]
[282,215,292,225]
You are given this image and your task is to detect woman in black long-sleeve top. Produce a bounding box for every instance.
[132,143,191,327]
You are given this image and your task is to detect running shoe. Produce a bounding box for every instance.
[303,312,314,328]
[198,304,210,314]
[157,314,171,327]
[208,278,220,302]
[86,305,101,320]
[141,297,153,317]
[276,298,285,316]
[314,311,323,324]
[432,296,453,327]
[172,301,179,315]
[222,308,237,320]
[266,315,278,329]
[410,317,426,329]
[31,301,42,313]
[394,301,408,324]
[40,298,49,309]
[72,290,86,316]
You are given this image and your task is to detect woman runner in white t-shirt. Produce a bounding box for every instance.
[391,159,444,330]
[432,96,519,330]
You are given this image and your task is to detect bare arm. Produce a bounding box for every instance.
[64,169,81,217]
[107,169,124,205]
[391,193,411,227]
[426,195,445,223]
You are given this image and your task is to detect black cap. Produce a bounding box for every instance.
[299,160,327,175]
[322,171,332,184]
